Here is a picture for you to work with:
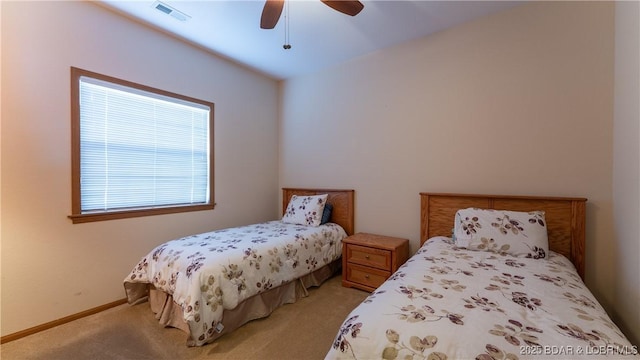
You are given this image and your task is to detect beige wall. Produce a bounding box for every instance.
[613,1,640,346]
[281,0,624,328]
[1,1,279,335]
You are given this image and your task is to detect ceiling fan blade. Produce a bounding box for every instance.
[260,0,285,29]
[320,1,364,16]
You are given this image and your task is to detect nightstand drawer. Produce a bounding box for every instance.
[346,244,391,271]
[345,263,390,289]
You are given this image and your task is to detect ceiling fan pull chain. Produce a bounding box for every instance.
[283,0,292,49]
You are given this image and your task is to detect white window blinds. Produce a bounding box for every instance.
[78,76,210,212]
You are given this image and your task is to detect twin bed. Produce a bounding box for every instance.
[124,190,637,358]
[124,188,354,346]
[325,193,637,359]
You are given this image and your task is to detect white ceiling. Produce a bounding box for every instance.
[98,0,523,80]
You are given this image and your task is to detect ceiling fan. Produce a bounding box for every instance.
[260,0,365,29]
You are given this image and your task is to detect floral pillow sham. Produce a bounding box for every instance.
[453,207,549,259]
[282,194,328,227]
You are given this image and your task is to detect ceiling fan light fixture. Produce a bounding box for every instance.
[151,1,191,22]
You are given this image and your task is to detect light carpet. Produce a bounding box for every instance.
[1,274,368,360]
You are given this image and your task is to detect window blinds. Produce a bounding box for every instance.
[78,76,210,212]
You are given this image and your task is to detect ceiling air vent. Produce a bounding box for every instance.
[152,1,191,22]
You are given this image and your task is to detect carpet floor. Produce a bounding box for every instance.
[1,274,369,360]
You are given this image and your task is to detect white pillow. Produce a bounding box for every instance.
[453,208,549,259]
[282,194,328,227]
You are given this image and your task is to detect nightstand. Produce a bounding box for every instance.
[342,232,410,292]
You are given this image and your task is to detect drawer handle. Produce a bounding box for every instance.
[364,275,370,279]
[365,255,370,259]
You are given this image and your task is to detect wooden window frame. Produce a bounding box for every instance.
[68,67,215,224]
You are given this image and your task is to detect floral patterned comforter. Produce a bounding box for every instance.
[326,237,638,360]
[124,220,346,346]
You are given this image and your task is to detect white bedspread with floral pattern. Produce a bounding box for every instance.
[124,220,346,346]
[326,237,638,360]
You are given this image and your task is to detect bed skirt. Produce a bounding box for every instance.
[142,259,341,346]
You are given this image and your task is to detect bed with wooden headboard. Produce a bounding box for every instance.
[124,188,354,347]
[420,192,587,279]
[283,187,355,235]
[326,192,636,360]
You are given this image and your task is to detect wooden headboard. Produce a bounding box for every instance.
[420,193,587,280]
[282,188,355,235]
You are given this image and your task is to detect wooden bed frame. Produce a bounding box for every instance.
[283,188,355,235]
[420,193,587,280]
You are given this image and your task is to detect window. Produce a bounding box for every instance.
[69,67,214,223]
